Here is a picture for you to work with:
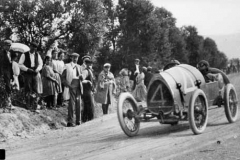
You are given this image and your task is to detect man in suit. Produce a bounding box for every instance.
[0,40,14,109]
[19,42,43,112]
[62,53,84,127]
[130,58,140,90]
[81,58,95,122]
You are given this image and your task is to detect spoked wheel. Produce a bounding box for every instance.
[224,84,238,123]
[117,92,140,137]
[188,89,208,135]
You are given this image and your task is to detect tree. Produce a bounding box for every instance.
[117,0,154,67]
[66,0,108,60]
[0,0,71,52]
[182,26,204,66]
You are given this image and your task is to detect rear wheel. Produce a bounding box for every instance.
[188,89,208,135]
[224,84,238,123]
[117,92,140,137]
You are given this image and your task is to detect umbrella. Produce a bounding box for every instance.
[10,43,30,53]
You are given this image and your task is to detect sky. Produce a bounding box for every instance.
[150,0,240,36]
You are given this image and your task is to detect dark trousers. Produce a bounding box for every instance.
[45,95,54,108]
[24,72,38,110]
[68,79,82,124]
[102,104,109,114]
[82,89,94,122]
[102,91,111,115]
[24,72,38,93]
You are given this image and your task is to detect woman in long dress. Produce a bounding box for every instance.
[132,67,147,102]
[95,63,116,115]
[42,56,59,109]
[51,50,62,107]
[119,66,131,92]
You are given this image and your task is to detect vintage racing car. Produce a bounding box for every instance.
[117,64,238,137]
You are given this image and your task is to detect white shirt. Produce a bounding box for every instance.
[71,62,79,79]
[19,52,43,72]
[135,64,140,74]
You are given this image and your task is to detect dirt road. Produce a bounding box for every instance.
[2,74,240,160]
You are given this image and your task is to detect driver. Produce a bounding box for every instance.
[197,60,230,84]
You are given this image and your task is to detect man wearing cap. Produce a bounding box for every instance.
[62,53,84,127]
[0,40,14,109]
[130,58,141,90]
[197,60,230,84]
[19,42,43,112]
[81,58,95,122]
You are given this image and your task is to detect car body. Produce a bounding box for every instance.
[117,64,238,137]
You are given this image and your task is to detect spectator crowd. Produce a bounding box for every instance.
[0,39,160,127]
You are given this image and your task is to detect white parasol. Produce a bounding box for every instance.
[10,43,30,53]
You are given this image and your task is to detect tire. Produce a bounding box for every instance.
[117,92,140,137]
[224,84,238,123]
[188,89,208,135]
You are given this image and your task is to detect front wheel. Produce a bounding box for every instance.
[117,92,140,137]
[188,89,208,135]
[224,84,238,123]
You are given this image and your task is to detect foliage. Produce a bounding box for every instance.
[0,0,229,71]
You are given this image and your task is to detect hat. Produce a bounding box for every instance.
[82,55,91,61]
[71,52,79,57]
[147,66,152,71]
[30,42,38,48]
[135,58,140,62]
[198,60,209,68]
[4,40,12,46]
[104,63,111,67]
[142,66,147,72]
[85,59,92,64]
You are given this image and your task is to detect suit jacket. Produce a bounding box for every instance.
[130,64,141,81]
[62,63,84,100]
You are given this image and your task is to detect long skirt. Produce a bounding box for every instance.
[132,83,147,101]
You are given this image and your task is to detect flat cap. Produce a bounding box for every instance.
[104,63,111,67]
[71,52,79,57]
[82,55,91,61]
[4,40,12,46]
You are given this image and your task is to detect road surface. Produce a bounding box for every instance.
[2,74,240,160]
